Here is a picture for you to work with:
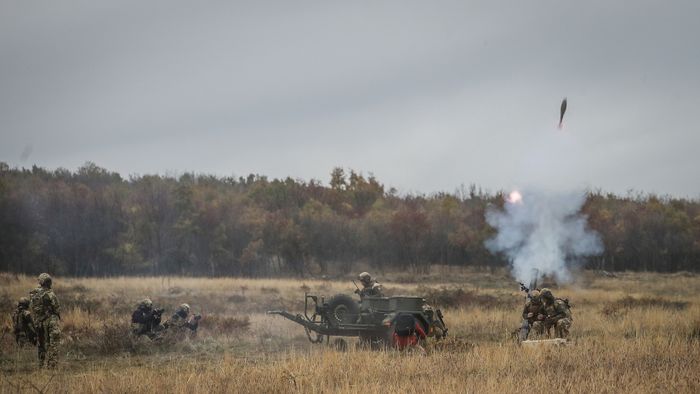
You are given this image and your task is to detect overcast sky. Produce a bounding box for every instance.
[2,1,699,197]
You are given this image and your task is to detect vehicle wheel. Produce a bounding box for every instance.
[326,294,360,326]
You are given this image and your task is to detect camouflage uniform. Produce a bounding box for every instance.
[29,273,61,368]
[541,288,572,338]
[355,272,384,298]
[422,304,448,338]
[12,297,37,346]
[164,304,200,335]
[521,293,546,338]
[131,299,164,339]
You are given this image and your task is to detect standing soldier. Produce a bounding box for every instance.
[12,297,37,346]
[29,273,61,368]
[540,288,573,339]
[354,272,383,298]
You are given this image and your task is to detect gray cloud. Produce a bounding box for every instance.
[1,1,699,196]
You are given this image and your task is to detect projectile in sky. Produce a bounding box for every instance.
[559,98,567,128]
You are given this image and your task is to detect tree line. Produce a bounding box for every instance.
[0,162,698,276]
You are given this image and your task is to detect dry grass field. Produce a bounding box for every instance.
[1,269,699,393]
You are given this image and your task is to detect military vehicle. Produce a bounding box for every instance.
[267,293,447,348]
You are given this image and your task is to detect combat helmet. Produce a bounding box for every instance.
[540,288,554,302]
[179,303,190,314]
[17,297,30,308]
[37,273,52,288]
[358,272,372,285]
[140,298,153,309]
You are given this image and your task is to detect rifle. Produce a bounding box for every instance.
[352,280,361,295]
[436,309,449,336]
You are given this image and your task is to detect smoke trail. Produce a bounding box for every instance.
[485,189,602,285]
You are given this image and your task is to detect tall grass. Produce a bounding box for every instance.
[1,270,699,393]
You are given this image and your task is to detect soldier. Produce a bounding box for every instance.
[131,298,165,339]
[422,304,448,338]
[521,289,546,339]
[540,288,573,338]
[163,303,201,334]
[392,313,428,353]
[12,297,37,347]
[29,273,61,368]
[354,272,383,298]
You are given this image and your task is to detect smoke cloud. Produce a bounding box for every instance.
[485,189,603,285]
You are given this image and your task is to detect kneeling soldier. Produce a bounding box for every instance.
[164,303,201,333]
[13,297,37,346]
[521,290,546,340]
[131,298,165,339]
[540,288,572,339]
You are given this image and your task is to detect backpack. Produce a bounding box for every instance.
[557,298,572,309]
[394,314,417,336]
[29,288,46,320]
